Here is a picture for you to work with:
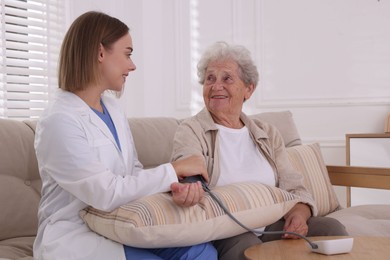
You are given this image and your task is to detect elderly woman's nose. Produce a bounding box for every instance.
[211,81,224,90]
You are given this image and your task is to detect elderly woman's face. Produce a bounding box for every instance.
[203,59,254,118]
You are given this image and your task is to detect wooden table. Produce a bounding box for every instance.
[244,236,390,259]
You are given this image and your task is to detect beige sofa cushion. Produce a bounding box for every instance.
[80,183,302,248]
[327,205,390,236]
[287,143,341,216]
[128,117,180,169]
[0,119,40,241]
[0,119,39,259]
[0,236,35,260]
[251,110,302,147]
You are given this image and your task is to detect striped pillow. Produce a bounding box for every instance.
[80,183,302,248]
[286,143,341,216]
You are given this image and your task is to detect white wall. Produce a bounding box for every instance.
[66,1,390,193]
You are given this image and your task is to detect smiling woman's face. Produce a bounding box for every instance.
[99,33,136,92]
[203,59,254,123]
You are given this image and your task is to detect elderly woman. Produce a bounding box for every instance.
[171,42,348,260]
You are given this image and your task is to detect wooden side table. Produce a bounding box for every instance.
[244,236,390,260]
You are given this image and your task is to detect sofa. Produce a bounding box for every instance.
[1,111,390,259]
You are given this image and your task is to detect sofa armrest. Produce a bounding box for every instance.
[327,165,390,190]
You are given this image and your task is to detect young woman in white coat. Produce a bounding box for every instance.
[33,11,217,260]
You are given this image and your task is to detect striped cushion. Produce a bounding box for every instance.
[286,143,340,216]
[80,183,302,248]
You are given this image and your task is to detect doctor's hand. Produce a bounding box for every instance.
[171,155,209,183]
[170,182,204,207]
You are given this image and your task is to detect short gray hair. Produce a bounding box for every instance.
[197,42,259,88]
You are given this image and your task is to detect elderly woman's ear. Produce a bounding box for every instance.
[244,84,255,102]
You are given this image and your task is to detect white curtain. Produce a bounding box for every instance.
[0,0,65,119]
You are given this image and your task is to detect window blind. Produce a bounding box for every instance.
[0,0,64,119]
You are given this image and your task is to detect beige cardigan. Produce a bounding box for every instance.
[171,108,318,216]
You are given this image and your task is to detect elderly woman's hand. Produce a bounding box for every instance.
[170,181,204,207]
[282,203,311,239]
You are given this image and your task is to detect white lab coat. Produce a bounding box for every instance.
[33,89,178,260]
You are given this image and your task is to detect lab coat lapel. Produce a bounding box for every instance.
[63,90,124,157]
[71,97,118,151]
[102,98,129,164]
[89,111,121,152]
